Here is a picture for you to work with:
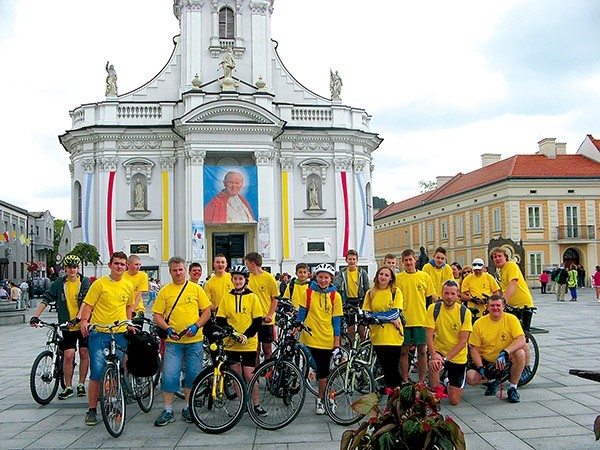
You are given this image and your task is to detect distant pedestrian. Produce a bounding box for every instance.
[10,282,22,309]
[554,264,569,301]
[568,264,578,301]
[593,266,600,302]
[577,264,586,288]
[539,272,549,294]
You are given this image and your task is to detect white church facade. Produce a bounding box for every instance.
[59,0,381,280]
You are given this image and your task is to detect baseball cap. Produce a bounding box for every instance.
[472,258,485,268]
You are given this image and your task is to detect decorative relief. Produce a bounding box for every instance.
[185,150,206,165]
[160,157,176,171]
[210,0,218,12]
[191,107,269,124]
[333,158,352,172]
[97,157,118,172]
[174,0,204,19]
[69,164,74,176]
[123,158,155,185]
[82,159,95,173]
[292,141,333,152]
[354,160,367,172]
[118,139,160,150]
[71,143,83,156]
[254,151,275,166]
[249,1,270,14]
[299,159,329,184]
[236,0,243,12]
[280,157,294,172]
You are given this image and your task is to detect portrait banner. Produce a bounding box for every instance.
[203,166,258,224]
[192,220,206,261]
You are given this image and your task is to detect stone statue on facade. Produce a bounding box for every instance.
[105,61,118,97]
[308,179,320,209]
[219,47,238,91]
[134,179,145,210]
[330,69,342,101]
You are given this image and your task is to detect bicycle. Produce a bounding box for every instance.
[188,323,247,434]
[247,298,309,429]
[89,319,156,438]
[504,304,539,386]
[29,320,72,405]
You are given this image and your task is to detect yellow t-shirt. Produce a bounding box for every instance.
[461,273,501,316]
[299,289,343,350]
[346,269,359,299]
[204,273,234,309]
[469,313,524,362]
[395,271,435,327]
[362,287,404,346]
[283,279,310,309]
[422,263,455,298]
[122,270,149,315]
[65,278,82,331]
[425,302,472,364]
[151,281,211,344]
[498,261,534,308]
[84,276,135,333]
[248,271,279,321]
[216,290,262,352]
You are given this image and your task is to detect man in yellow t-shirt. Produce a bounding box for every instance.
[461,258,501,317]
[78,251,135,426]
[188,262,203,285]
[152,256,212,426]
[203,254,233,310]
[245,252,279,363]
[466,295,526,403]
[421,246,454,300]
[395,249,435,385]
[491,247,534,308]
[122,254,149,318]
[425,280,472,405]
[282,262,311,309]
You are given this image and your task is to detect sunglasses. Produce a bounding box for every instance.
[443,280,459,287]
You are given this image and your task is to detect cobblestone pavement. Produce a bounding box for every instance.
[1,287,600,449]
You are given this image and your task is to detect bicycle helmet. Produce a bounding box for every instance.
[63,254,81,267]
[314,263,335,276]
[230,265,250,278]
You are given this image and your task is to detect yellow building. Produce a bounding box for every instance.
[374,137,600,286]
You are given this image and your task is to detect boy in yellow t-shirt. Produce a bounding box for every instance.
[283,262,311,309]
[203,254,233,310]
[421,246,454,300]
[122,254,149,318]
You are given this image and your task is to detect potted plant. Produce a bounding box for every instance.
[341,384,466,450]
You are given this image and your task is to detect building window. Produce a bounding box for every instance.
[219,7,235,39]
[527,205,541,229]
[473,212,481,235]
[456,216,464,238]
[493,208,502,232]
[427,223,434,243]
[441,221,447,240]
[393,231,398,247]
[74,181,82,228]
[529,252,542,277]
[565,205,579,237]
[366,183,373,226]
[403,230,409,246]
[307,242,325,252]
[384,234,389,248]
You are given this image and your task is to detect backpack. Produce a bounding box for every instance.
[125,331,159,377]
[433,301,467,325]
[306,288,335,313]
[555,269,568,284]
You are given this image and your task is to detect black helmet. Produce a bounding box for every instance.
[230,265,250,278]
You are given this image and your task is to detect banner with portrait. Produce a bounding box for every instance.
[203,166,258,224]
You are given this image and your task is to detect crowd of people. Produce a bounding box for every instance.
[28,245,598,430]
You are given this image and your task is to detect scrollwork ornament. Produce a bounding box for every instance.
[333,158,352,172]
[82,159,95,173]
[160,157,176,171]
[97,157,118,172]
[280,157,294,172]
[186,150,206,165]
[254,150,274,166]
[249,0,270,14]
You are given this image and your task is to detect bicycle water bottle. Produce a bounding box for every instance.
[332,347,342,366]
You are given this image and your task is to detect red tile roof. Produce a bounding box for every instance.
[588,134,600,152]
[375,154,600,219]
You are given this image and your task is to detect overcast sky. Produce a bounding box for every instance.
[1,0,599,220]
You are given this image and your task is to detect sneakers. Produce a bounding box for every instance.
[181,408,193,423]
[154,409,176,427]
[484,380,500,396]
[77,384,86,397]
[520,366,532,384]
[253,405,269,417]
[84,409,98,426]
[328,398,337,414]
[315,399,325,415]
[507,387,520,403]
[58,387,74,400]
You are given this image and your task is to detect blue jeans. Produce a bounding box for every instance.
[88,331,127,381]
[162,341,204,393]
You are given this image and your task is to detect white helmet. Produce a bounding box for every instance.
[314,263,335,276]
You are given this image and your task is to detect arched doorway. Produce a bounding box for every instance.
[562,247,580,270]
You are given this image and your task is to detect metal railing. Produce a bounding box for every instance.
[556,225,596,240]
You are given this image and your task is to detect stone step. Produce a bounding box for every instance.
[0,311,25,325]
[0,301,18,312]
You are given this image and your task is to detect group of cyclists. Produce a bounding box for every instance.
[29,244,536,432]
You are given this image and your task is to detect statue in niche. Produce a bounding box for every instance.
[134,179,145,210]
[330,69,342,101]
[105,61,118,97]
[220,47,235,79]
[308,179,320,209]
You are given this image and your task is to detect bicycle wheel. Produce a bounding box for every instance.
[134,375,155,413]
[247,359,306,430]
[324,362,375,425]
[297,345,319,396]
[30,350,60,405]
[100,363,126,438]
[519,331,539,386]
[189,366,246,434]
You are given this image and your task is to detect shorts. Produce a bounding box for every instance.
[88,331,127,381]
[59,329,88,351]
[402,327,426,346]
[162,341,204,392]
[443,361,467,389]
[258,324,275,343]
[305,346,332,379]
[225,350,257,368]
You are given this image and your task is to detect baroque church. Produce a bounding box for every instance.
[59,0,381,279]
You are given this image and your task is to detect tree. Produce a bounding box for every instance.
[417,180,437,193]
[70,242,102,276]
[373,196,389,210]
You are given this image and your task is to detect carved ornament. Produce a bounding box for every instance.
[254,151,275,166]
[160,157,176,171]
[333,158,353,172]
[97,157,118,172]
[123,158,155,185]
[280,157,294,172]
[82,159,95,173]
[186,150,206,165]
[299,159,329,184]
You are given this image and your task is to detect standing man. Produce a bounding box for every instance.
[78,252,135,426]
[122,254,149,318]
[460,258,501,318]
[490,248,534,308]
[333,249,370,339]
[203,254,233,310]
[152,256,212,426]
[188,262,203,285]
[425,280,472,405]
[554,263,569,302]
[30,254,91,399]
[396,249,436,385]
[466,295,526,403]
[10,281,21,309]
[245,252,279,363]
[422,247,454,301]
[20,280,30,309]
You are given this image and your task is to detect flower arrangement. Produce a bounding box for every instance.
[26,261,39,273]
[340,384,466,450]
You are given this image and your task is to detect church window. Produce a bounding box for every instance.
[219,7,235,40]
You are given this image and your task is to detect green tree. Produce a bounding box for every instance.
[373,196,389,210]
[418,180,437,193]
[53,219,65,253]
[70,242,102,276]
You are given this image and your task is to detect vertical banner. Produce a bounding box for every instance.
[355,173,367,256]
[281,171,290,259]
[258,218,271,258]
[203,166,258,224]
[191,220,206,261]
[162,171,170,262]
[340,172,350,256]
[83,172,93,244]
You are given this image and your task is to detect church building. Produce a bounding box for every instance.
[59,0,381,279]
